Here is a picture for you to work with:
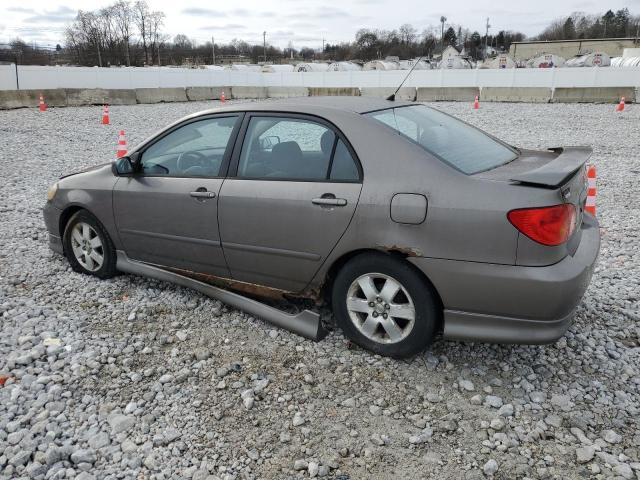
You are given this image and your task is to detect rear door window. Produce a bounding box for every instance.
[237,116,360,182]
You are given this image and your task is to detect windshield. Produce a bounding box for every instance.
[366,105,517,174]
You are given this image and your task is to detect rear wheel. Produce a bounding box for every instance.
[332,252,439,358]
[63,210,117,279]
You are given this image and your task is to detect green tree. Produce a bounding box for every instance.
[602,10,615,37]
[613,8,630,36]
[443,26,457,46]
[563,17,576,39]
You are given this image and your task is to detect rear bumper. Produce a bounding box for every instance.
[409,214,600,344]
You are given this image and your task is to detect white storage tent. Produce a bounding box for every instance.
[611,56,640,67]
[480,54,517,69]
[439,56,472,69]
[225,64,262,71]
[566,52,611,67]
[398,59,432,70]
[363,60,399,71]
[293,63,330,72]
[527,53,566,68]
[327,61,362,71]
[261,64,295,73]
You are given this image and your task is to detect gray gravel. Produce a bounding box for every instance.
[1,99,639,479]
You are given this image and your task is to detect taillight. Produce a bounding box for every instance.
[507,204,577,246]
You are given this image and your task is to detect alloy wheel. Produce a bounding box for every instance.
[346,273,416,344]
[70,222,104,272]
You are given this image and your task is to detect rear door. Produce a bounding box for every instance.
[113,114,241,277]
[218,113,363,292]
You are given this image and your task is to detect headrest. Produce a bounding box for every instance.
[271,141,303,172]
[320,130,335,154]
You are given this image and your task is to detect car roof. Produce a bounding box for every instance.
[196,96,415,116]
[132,96,416,154]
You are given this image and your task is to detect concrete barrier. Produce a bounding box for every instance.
[0,89,67,109]
[65,89,137,106]
[267,87,310,98]
[231,87,268,99]
[186,87,230,101]
[416,87,479,102]
[135,88,188,104]
[308,87,361,96]
[552,87,636,103]
[481,87,552,103]
[360,87,416,101]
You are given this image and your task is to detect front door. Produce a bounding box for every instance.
[218,114,363,292]
[113,114,241,277]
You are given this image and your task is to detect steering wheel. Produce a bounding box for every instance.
[176,151,208,173]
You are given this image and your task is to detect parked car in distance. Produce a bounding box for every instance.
[43,97,600,358]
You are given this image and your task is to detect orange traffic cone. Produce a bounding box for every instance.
[102,104,110,125]
[39,93,47,112]
[473,95,479,110]
[116,130,128,158]
[616,97,625,112]
[220,90,226,103]
[585,165,596,216]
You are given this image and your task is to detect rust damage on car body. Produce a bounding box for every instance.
[377,244,423,257]
[162,266,291,301]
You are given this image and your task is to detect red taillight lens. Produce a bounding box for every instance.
[507,204,577,246]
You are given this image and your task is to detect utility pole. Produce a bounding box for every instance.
[484,17,491,60]
[440,16,447,52]
[14,54,19,90]
[263,31,267,63]
[322,37,325,56]
[212,36,215,65]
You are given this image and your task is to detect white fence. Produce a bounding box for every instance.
[2,64,640,91]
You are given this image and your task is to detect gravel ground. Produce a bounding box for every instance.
[0,99,639,480]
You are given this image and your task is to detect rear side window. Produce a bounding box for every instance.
[366,105,517,174]
[330,140,359,181]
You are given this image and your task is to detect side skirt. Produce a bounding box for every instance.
[115,251,327,341]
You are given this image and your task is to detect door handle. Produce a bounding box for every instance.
[190,191,216,198]
[312,197,347,207]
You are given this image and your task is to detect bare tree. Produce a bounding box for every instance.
[134,0,150,64]
[148,10,165,65]
[399,24,417,45]
[113,0,134,66]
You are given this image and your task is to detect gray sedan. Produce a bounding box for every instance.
[43,97,600,358]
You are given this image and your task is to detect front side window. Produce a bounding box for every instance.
[237,116,359,181]
[366,105,517,174]
[141,116,238,177]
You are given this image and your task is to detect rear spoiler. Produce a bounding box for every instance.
[510,146,592,188]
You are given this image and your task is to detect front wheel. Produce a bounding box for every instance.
[332,253,439,358]
[63,210,117,279]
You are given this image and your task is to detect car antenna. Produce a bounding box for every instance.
[386,56,426,101]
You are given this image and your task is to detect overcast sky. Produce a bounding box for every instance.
[1,0,638,48]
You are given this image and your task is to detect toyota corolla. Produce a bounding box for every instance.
[43,97,600,358]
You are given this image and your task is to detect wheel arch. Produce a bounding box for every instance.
[59,204,90,239]
[320,248,445,331]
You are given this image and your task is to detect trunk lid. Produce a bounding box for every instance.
[475,146,591,212]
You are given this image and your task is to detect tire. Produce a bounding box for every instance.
[332,252,439,358]
[63,210,117,279]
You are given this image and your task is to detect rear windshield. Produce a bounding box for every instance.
[366,105,517,174]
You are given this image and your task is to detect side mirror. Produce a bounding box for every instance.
[114,152,141,175]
